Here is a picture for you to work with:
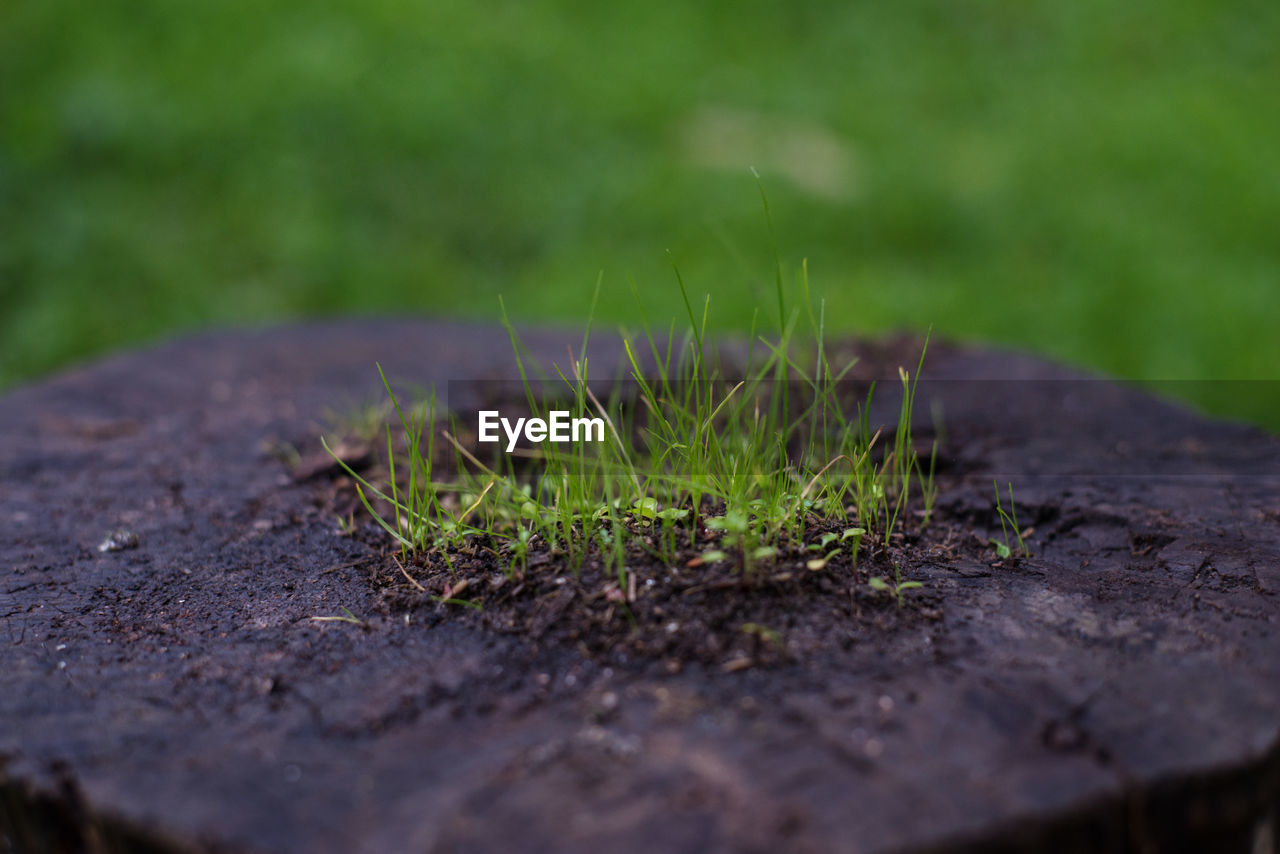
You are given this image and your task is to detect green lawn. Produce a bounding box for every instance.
[3,0,1277,426]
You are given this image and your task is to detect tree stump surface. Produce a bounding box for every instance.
[1,319,1278,853]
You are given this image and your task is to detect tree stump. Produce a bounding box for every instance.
[2,320,1277,853]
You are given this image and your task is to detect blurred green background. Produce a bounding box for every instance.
[3,0,1277,425]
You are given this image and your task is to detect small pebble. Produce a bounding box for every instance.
[98,529,139,553]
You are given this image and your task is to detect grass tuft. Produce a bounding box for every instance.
[324,260,937,599]
[991,480,1030,559]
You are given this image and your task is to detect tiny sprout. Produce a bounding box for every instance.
[310,607,363,626]
[740,622,782,649]
[868,564,922,610]
[992,481,1030,559]
[630,497,660,520]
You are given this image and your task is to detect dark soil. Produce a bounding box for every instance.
[2,319,1278,854]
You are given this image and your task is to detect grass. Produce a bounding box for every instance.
[309,607,363,626]
[991,481,1031,559]
[4,1,1280,429]
[868,564,923,611]
[324,256,937,596]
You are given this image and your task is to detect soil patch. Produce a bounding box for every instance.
[2,319,1278,853]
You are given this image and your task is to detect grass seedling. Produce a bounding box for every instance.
[740,622,783,651]
[916,403,943,528]
[433,593,482,610]
[805,527,864,571]
[310,607,363,626]
[629,498,690,564]
[992,480,1030,559]
[867,564,922,610]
